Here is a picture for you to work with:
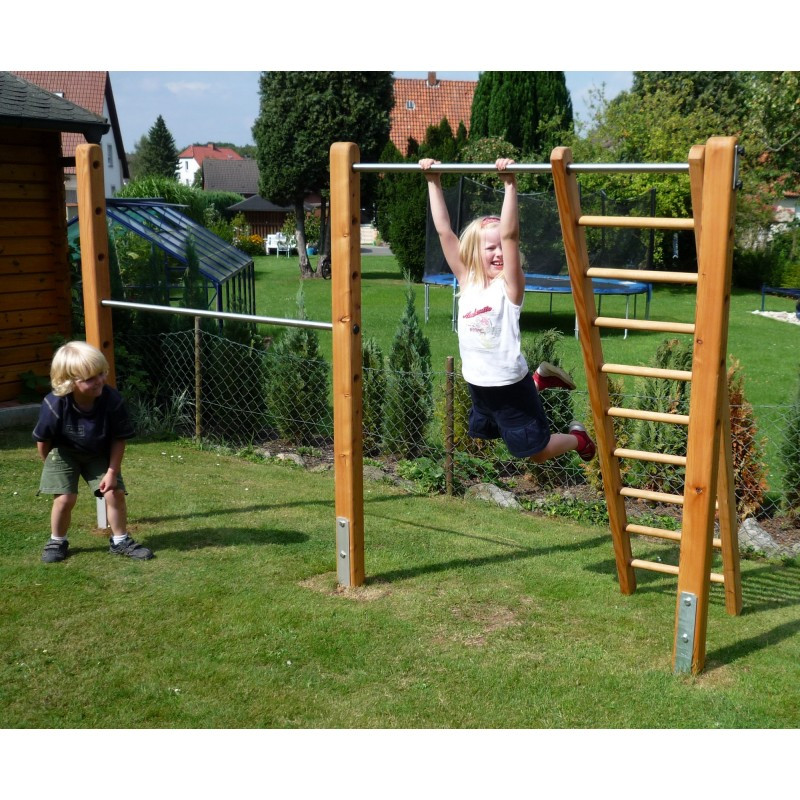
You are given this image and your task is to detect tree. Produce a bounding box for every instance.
[470,72,573,158]
[570,81,726,266]
[376,119,464,281]
[135,115,179,179]
[253,71,394,278]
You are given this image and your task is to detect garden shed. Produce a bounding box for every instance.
[67,198,256,320]
[0,71,109,404]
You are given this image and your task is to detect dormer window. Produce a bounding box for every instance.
[406,100,416,111]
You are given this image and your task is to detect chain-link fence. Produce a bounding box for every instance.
[115,328,799,523]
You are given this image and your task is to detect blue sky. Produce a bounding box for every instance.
[108,71,634,153]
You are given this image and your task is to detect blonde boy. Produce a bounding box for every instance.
[33,341,153,562]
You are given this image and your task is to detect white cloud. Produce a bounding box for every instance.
[164,81,213,95]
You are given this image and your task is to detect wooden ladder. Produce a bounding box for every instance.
[550,137,742,674]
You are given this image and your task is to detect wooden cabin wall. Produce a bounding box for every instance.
[0,128,72,403]
[242,210,289,239]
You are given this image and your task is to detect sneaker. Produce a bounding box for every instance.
[569,421,597,462]
[533,362,576,392]
[41,538,69,563]
[109,535,154,560]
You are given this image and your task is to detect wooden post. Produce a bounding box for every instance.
[330,142,364,587]
[445,356,454,497]
[688,144,742,618]
[75,144,115,385]
[676,137,738,673]
[551,146,636,595]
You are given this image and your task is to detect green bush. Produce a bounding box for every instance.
[361,337,386,455]
[782,367,800,521]
[627,338,692,494]
[264,287,330,445]
[382,287,433,457]
[728,359,768,518]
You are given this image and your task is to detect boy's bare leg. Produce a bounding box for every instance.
[51,493,77,537]
[104,489,128,536]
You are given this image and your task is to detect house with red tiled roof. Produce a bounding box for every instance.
[390,72,477,155]
[11,71,128,216]
[178,143,242,187]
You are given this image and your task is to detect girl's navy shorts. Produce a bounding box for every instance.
[467,373,550,458]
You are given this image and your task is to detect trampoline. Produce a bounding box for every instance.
[423,272,652,338]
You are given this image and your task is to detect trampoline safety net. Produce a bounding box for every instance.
[423,177,655,282]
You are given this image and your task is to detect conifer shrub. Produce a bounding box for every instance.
[361,337,386,455]
[583,374,631,493]
[264,287,330,445]
[382,288,433,458]
[781,367,800,522]
[727,359,768,519]
[627,338,692,494]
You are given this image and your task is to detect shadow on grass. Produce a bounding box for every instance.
[137,525,309,552]
[366,512,609,584]
[704,618,800,673]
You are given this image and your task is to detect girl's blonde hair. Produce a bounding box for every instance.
[458,216,502,288]
[50,341,109,396]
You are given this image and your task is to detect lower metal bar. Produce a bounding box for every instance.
[101,299,333,331]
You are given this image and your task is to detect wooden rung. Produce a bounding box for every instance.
[614,447,687,466]
[631,558,680,576]
[608,407,690,426]
[620,487,685,504]
[627,524,682,542]
[629,558,725,584]
[626,524,722,549]
[587,268,699,285]
[602,364,692,382]
[594,317,695,334]
[578,215,694,231]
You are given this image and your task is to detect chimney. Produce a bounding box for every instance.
[427,71,438,87]
[208,143,216,150]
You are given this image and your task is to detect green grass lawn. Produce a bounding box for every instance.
[253,253,800,498]
[2,427,799,730]
[254,253,799,407]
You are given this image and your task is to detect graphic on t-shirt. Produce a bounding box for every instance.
[463,304,498,348]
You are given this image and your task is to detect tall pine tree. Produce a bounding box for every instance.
[136,115,179,179]
[470,72,573,157]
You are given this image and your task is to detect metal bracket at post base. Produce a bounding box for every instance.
[336,517,351,587]
[674,591,698,674]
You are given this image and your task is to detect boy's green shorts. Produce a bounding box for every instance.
[38,446,127,497]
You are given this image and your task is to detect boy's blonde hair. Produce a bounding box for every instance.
[50,341,109,396]
[458,216,502,289]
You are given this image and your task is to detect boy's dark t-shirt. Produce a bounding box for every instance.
[33,385,135,455]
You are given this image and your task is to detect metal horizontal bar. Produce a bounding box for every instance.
[352,162,690,175]
[101,300,333,331]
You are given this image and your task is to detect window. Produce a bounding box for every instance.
[107,144,113,168]
[406,100,416,111]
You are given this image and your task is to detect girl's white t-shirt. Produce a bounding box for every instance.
[457,278,529,386]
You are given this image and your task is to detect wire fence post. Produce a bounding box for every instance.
[194,316,202,442]
[445,356,455,496]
